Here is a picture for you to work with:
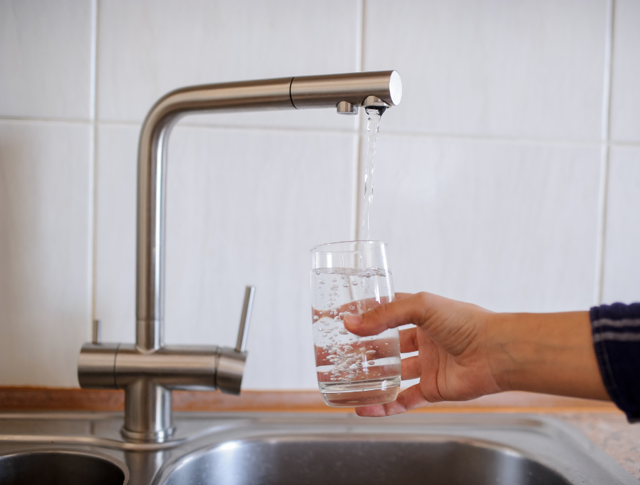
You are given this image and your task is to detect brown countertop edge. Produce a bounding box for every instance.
[0,387,621,414]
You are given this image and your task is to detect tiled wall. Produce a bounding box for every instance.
[1,0,638,389]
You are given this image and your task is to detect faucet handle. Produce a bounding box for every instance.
[215,286,255,395]
[235,286,255,353]
[92,319,102,344]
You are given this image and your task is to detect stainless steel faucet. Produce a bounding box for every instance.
[77,70,402,443]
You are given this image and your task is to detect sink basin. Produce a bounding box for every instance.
[159,434,570,485]
[151,414,636,485]
[0,449,128,485]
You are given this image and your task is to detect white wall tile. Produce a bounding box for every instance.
[364,0,608,141]
[0,121,91,386]
[369,135,600,313]
[94,124,357,389]
[610,0,640,142]
[602,145,640,303]
[97,0,361,131]
[0,0,93,119]
[93,124,138,344]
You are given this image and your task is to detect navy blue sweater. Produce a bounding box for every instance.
[590,303,640,422]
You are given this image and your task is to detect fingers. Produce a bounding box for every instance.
[401,356,421,380]
[399,327,418,353]
[344,293,428,337]
[355,384,431,417]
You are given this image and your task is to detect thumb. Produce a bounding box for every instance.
[344,293,429,337]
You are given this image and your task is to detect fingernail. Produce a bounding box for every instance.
[345,314,362,326]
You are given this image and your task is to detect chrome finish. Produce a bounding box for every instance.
[289,70,402,109]
[79,70,402,443]
[121,382,173,443]
[236,286,255,353]
[114,345,219,389]
[77,343,119,389]
[363,94,391,109]
[0,413,635,485]
[215,347,246,395]
[336,100,358,115]
[92,319,102,344]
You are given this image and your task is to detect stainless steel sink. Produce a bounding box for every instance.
[0,412,635,485]
[158,435,571,485]
[0,449,128,485]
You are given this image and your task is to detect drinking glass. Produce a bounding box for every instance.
[310,240,401,407]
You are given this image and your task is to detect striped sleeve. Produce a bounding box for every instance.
[590,303,640,423]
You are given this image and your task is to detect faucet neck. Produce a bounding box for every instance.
[134,71,401,351]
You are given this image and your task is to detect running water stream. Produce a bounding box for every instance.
[360,107,384,241]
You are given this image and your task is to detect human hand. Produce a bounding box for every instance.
[344,292,503,416]
[344,292,608,417]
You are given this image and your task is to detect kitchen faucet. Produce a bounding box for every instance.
[77,70,402,443]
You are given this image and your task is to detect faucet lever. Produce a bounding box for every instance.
[235,286,255,353]
[92,319,102,345]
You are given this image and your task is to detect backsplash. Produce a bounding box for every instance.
[0,0,638,389]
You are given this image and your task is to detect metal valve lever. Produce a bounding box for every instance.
[236,286,255,353]
[215,285,255,395]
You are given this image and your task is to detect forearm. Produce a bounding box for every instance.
[490,311,610,401]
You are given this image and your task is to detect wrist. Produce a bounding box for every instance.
[486,311,609,400]
[483,312,520,393]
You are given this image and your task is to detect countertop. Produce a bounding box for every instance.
[557,412,640,480]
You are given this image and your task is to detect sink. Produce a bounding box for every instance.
[150,413,636,485]
[0,412,635,484]
[158,435,570,485]
[0,449,128,485]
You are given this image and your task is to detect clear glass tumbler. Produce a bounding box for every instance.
[310,240,401,407]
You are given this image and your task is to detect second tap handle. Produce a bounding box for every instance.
[235,286,255,353]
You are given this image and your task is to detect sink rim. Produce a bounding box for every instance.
[0,412,635,485]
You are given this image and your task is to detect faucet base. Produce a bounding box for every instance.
[120,426,175,444]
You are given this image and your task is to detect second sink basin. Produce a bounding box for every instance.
[159,434,570,485]
[0,449,128,485]
[151,413,636,485]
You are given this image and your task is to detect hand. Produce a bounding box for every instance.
[344,292,609,417]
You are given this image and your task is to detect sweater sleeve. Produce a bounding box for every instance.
[590,302,640,422]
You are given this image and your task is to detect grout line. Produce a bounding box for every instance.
[2,113,639,148]
[0,116,92,125]
[88,0,100,331]
[595,0,616,305]
[2,114,640,148]
[354,0,367,240]
[172,121,355,137]
[381,130,613,147]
